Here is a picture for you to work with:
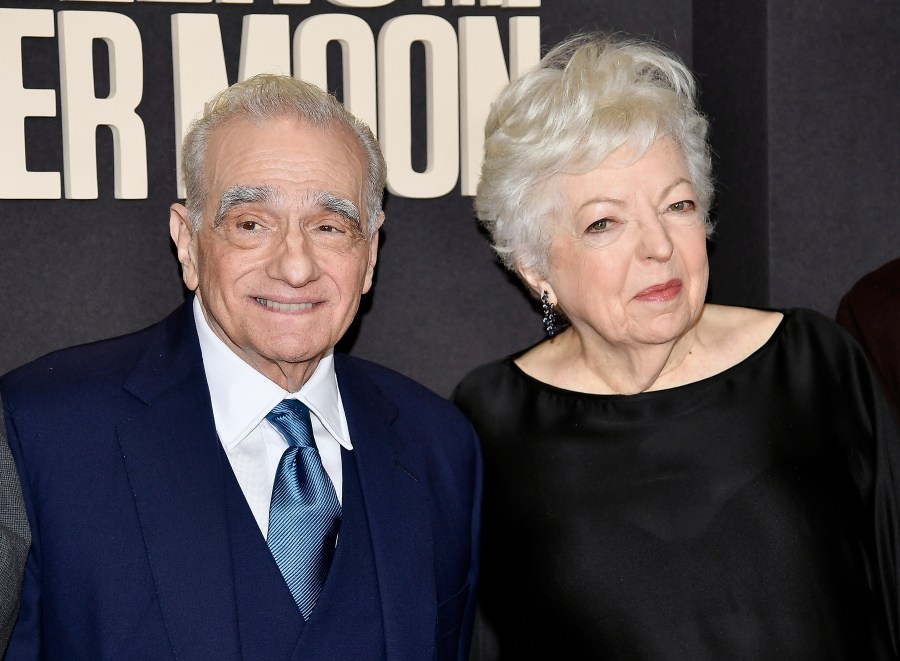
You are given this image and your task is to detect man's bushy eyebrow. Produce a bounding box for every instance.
[214,186,274,227]
[211,187,363,236]
[315,191,360,226]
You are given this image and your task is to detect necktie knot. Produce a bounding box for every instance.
[266,399,315,449]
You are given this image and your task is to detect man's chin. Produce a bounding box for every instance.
[253,337,336,367]
[239,344,332,390]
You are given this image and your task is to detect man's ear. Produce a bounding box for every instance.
[170,203,200,292]
[362,211,385,295]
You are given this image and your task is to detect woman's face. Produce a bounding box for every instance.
[524,138,709,350]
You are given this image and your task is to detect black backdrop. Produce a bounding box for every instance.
[0,0,897,396]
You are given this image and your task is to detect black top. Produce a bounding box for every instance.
[453,309,900,660]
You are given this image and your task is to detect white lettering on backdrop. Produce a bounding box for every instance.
[1,4,540,200]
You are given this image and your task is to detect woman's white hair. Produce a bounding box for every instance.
[181,74,386,238]
[475,33,714,278]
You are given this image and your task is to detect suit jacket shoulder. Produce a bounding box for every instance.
[335,353,482,489]
[2,302,199,416]
[336,354,477,436]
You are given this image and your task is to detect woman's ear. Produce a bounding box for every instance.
[516,262,555,304]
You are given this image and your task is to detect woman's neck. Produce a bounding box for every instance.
[515,305,784,396]
[560,324,702,395]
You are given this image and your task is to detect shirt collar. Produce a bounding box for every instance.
[193,297,352,452]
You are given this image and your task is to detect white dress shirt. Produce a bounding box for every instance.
[193,298,352,538]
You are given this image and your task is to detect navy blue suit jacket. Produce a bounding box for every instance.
[1,301,481,660]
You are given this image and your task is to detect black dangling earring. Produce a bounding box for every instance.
[541,291,558,337]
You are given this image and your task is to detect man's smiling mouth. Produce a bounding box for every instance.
[255,297,315,311]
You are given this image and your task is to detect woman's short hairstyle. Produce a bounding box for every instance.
[181,74,386,239]
[475,33,714,278]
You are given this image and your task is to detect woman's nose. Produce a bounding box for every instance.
[637,215,675,262]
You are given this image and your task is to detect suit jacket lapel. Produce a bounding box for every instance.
[335,356,436,661]
[117,302,242,660]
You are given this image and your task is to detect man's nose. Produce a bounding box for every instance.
[265,231,321,286]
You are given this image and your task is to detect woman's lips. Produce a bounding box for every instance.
[633,279,683,302]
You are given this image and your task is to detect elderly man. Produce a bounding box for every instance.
[1,75,480,660]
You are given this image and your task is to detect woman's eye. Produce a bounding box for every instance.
[669,200,696,213]
[588,219,611,232]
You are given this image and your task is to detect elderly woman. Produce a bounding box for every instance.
[453,34,900,659]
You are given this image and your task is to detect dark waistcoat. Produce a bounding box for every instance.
[222,446,386,661]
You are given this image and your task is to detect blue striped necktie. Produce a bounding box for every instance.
[266,399,342,619]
